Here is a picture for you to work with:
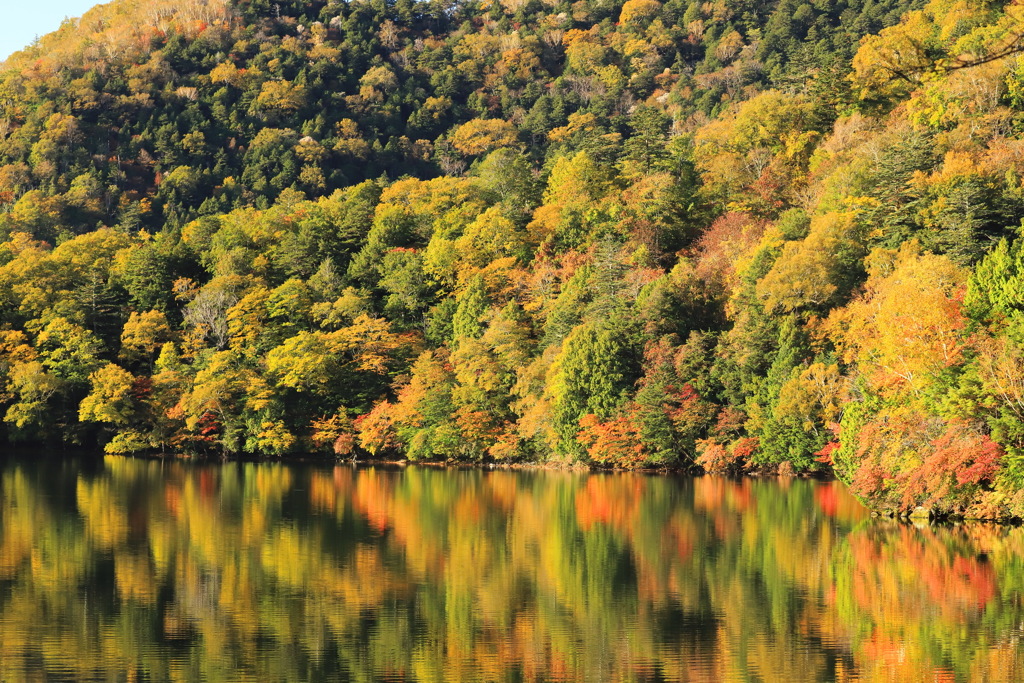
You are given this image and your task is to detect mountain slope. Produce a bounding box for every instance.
[1,0,915,235]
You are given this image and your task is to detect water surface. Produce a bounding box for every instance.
[0,457,1021,681]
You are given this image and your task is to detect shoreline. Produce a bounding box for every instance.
[102,449,833,477]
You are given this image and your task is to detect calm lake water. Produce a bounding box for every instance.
[0,457,1022,682]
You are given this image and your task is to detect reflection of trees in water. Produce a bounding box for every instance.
[0,459,1021,681]
[833,522,1022,682]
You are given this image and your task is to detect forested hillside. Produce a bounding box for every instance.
[2,0,1024,517]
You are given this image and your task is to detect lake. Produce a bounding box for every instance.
[0,456,1021,681]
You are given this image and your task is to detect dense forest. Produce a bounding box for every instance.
[1,0,1024,517]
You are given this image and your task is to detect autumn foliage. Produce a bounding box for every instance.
[0,0,1023,515]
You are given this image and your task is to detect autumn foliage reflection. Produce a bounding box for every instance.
[2,459,1024,681]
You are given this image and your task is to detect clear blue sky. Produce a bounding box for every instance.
[1,1,103,61]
